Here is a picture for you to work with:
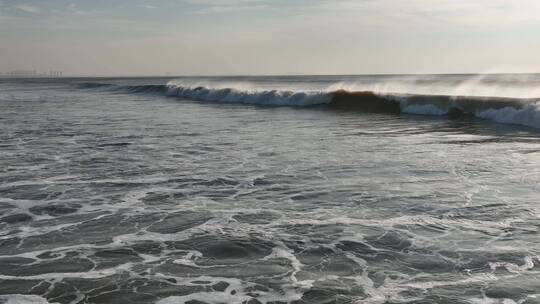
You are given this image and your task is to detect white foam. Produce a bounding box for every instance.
[0,295,57,304]
[156,292,251,304]
[475,102,540,128]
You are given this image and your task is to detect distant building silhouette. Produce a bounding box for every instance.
[3,70,63,77]
[7,70,37,77]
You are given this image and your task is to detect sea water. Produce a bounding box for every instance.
[1,75,540,303]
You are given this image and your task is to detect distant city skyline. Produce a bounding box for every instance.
[0,69,63,77]
[1,0,540,76]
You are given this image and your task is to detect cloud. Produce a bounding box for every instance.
[65,3,89,15]
[313,0,540,28]
[48,3,89,16]
[184,0,264,5]
[183,0,269,14]
[194,4,268,14]
[14,4,39,13]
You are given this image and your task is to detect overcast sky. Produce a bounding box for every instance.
[1,0,540,76]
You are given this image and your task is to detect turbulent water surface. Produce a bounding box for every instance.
[1,75,540,304]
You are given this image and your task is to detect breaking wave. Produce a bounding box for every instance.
[75,81,540,129]
[164,82,540,128]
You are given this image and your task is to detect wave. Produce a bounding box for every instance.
[76,82,168,94]
[165,84,332,107]
[75,82,116,90]
[74,81,540,129]
[164,83,540,128]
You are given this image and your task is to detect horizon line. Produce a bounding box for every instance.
[2,71,540,79]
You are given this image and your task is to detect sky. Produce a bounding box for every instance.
[1,0,540,76]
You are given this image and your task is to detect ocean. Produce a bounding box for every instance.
[1,74,540,304]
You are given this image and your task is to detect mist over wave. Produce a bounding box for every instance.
[167,73,540,99]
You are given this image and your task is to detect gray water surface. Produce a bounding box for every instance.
[1,77,540,304]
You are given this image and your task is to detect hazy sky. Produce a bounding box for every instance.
[1,0,540,75]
